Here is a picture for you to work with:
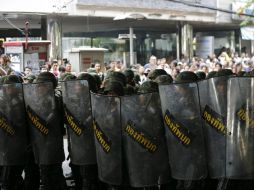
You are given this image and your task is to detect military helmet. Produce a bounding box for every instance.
[61,73,77,81]
[89,73,102,89]
[206,71,217,79]
[104,70,114,79]
[123,69,135,79]
[175,71,198,83]
[243,69,254,77]
[133,74,141,84]
[36,72,58,89]
[24,74,36,83]
[124,84,135,95]
[195,71,206,80]
[104,79,124,96]
[77,72,98,93]
[138,81,158,93]
[105,71,126,86]
[237,71,246,77]
[148,69,168,80]
[215,69,233,77]
[154,75,173,85]
[2,74,23,84]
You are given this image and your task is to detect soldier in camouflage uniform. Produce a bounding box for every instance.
[159,71,207,190]
[0,75,28,190]
[24,72,66,190]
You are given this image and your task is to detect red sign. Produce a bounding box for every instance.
[27,46,47,53]
[82,57,91,64]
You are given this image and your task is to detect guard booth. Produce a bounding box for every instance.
[3,41,50,73]
[68,47,107,73]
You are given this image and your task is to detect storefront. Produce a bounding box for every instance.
[0,0,245,64]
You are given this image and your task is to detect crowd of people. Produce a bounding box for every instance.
[1,46,254,90]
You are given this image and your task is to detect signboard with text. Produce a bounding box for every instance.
[196,36,214,59]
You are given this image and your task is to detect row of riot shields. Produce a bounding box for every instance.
[159,76,254,181]
[91,92,170,187]
[62,80,170,187]
[0,82,64,167]
[1,77,254,187]
[1,80,170,188]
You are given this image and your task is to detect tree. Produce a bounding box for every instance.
[237,0,254,26]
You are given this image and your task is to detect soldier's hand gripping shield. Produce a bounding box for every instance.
[23,82,64,165]
[121,92,170,187]
[226,77,254,179]
[159,82,207,180]
[91,93,122,185]
[198,77,227,178]
[62,80,96,165]
[0,83,28,165]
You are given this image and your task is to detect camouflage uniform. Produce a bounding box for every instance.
[0,75,28,190]
[24,72,66,190]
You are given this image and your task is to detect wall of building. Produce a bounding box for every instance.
[73,0,216,23]
[216,0,234,23]
[0,0,60,13]
[76,0,215,12]
[0,0,242,61]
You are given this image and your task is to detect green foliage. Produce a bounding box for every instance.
[238,0,254,26]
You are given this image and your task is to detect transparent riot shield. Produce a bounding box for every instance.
[159,82,207,180]
[198,77,227,178]
[91,93,122,185]
[0,83,28,165]
[121,92,170,187]
[226,77,254,179]
[23,82,65,165]
[62,80,96,165]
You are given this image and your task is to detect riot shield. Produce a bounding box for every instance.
[226,77,254,179]
[23,82,65,165]
[91,93,122,185]
[62,80,96,165]
[121,92,170,187]
[0,83,28,165]
[159,82,207,180]
[198,77,227,178]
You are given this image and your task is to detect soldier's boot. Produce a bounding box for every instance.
[69,164,82,190]
[82,178,99,190]
[160,180,177,190]
[181,179,206,190]
[40,164,67,190]
[24,159,40,190]
[80,165,99,190]
[82,179,90,190]
[108,185,121,190]
[0,186,8,190]
[144,187,159,190]
[0,166,24,190]
[124,187,159,190]
[239,180,254,190]
[176,180,186,190]
[98,180,108,190]
[225,180,254,190]
[0,167,10,190]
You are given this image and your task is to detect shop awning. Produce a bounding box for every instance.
[241,26,254,40]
